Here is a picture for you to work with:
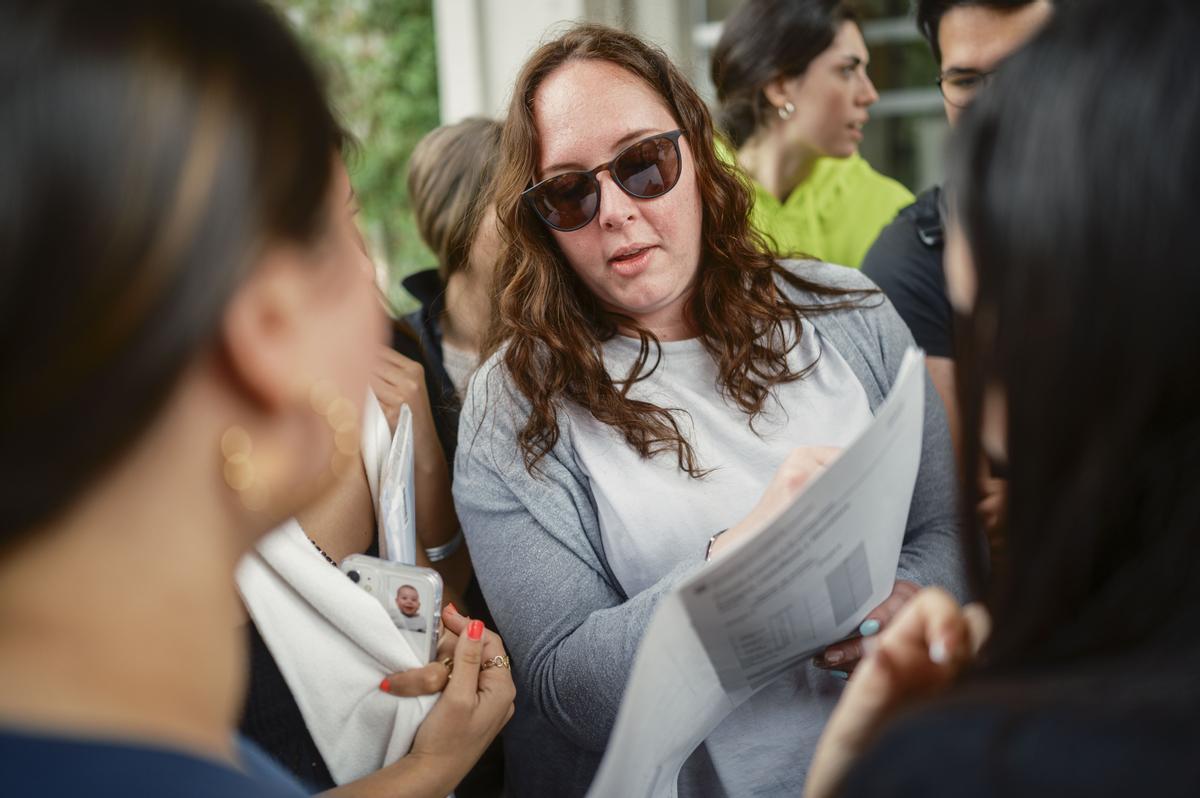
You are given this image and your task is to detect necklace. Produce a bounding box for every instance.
[308,536,338,568]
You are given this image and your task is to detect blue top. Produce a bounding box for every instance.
[0,728,310,797]
[840,696,1200,797]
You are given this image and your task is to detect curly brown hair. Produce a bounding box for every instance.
[487,23,870,477]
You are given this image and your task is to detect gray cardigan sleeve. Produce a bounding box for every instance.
[454,363,702,753]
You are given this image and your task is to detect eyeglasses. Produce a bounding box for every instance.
[937,69,997,109]
[523,130,684,232]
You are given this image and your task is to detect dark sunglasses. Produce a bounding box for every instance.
[523,129,684,232]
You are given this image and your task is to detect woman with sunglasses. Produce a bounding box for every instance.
[711,0,913,270]
[453,23,965,797]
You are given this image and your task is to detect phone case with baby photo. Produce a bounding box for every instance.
[340,554,442,662]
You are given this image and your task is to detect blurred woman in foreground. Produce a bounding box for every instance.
[0,2,512,795]
[805,0,1200,794]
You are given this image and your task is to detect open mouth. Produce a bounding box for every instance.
[607,244,656,276]
[609,246,652,265]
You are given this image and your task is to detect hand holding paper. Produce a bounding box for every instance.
[814,578,921,674]
[708,446,843,561]
[587,347,929,798]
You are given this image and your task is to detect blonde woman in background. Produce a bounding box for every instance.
[404,117,504,412]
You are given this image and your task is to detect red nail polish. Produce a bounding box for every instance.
[468,619,484,641]
[379,678,390,692]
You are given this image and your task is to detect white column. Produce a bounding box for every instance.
[435,0,594,123]
[433,0,486,124]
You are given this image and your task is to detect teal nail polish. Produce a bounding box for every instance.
[831,670,849,680]
[858,619,881,637]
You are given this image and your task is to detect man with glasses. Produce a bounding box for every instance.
[862,0,1053,451]
[861,0,1052,546]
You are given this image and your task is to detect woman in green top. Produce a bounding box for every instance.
[712,0,913,268]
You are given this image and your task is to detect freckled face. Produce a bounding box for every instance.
[532,60,704,339]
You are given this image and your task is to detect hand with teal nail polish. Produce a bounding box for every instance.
[805,588,991,798]
[815,580,920,674]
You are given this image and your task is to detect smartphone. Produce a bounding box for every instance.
[340,554,442,663]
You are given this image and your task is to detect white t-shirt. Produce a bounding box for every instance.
[569,322,873,793]
[572,323,871,594]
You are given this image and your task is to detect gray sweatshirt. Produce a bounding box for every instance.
[453,260,967,796]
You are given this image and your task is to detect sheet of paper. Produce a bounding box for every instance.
[587,593,730,798]
[587,347,926,797]
[378,404,416,564]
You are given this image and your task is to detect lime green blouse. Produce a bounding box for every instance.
[741,152,914,269]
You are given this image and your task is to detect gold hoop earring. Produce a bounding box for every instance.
[221,382,360,512]
[222,425,270,512]
[778,101,796,120]
[308,379,361,477]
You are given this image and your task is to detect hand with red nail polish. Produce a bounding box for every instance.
[369,610,515,797]
[378,604,474,698]
[377,661,450,699]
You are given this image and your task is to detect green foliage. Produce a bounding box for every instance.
[273,0,440,312]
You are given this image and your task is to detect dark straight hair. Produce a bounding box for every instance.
[949,0,1200,697]
[711,0,859,148]
[916,0,1052,64]
[0,0,346,541]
